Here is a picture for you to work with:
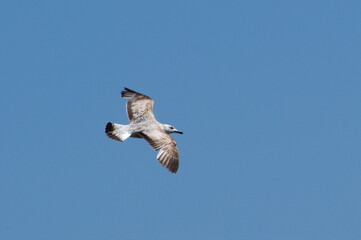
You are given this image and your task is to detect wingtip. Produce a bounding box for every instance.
[122,87,136,92]
[170,169,178,174]
[157,152,179,174]
[121,87,138,98]
[121,87,149,99]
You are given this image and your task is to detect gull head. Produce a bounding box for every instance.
[163,124,183,135]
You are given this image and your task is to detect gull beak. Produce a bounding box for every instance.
[175,130,183,134]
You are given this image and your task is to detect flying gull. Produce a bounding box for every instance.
[105,87,183,173]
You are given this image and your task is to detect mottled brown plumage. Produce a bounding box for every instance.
[121,88,155,123]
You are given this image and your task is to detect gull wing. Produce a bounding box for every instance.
[139,129,179,173]
[121,88,155,123]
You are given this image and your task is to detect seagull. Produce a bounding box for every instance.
[105,87,183,173]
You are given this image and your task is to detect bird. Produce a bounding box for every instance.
[105,87,183,173]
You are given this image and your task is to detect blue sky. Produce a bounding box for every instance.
[1,0,360,239]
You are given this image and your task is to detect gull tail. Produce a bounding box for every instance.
[105,122,131,142]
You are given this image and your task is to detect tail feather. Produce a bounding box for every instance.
[105,122,131,142]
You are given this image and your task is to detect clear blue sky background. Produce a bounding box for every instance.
[1,0,360,239]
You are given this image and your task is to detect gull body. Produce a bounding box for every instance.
[105,88,183,173]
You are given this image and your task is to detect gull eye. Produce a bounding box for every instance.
[170,126,174,129]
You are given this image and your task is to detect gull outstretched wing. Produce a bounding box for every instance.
[121,88,156,123]
[138,129,179,173]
